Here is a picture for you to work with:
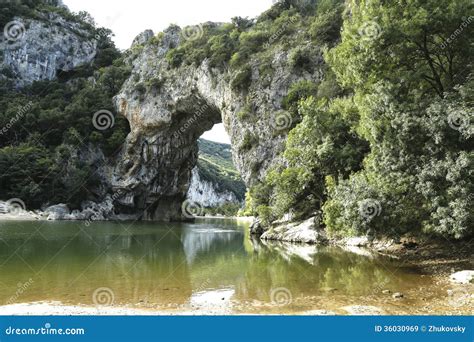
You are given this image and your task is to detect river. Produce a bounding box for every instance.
[0,218,467,314]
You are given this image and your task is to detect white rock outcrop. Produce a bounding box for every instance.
[261,217,327,244]
[450,270,474,284]
[186,167,240,207]
[44,204,70,220]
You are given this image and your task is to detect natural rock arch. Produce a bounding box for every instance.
[113,87,224,220]
[110,26,323,220]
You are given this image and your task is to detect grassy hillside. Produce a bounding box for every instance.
[197,139,246,202]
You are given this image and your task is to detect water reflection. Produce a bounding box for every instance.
[181,223,243,265]
[0,219,430,310]
[259,239,319,265]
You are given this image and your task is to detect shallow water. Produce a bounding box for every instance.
[0,219,467,314]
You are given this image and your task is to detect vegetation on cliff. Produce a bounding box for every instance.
[244,0,473,239]
[0,1,130,208]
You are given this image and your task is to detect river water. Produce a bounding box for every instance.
[0,218,467,314]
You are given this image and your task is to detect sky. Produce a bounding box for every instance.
[63,0,275,144]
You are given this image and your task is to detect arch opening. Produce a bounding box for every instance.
[185,124,246,217]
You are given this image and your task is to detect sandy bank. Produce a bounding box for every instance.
[0,302,337,316]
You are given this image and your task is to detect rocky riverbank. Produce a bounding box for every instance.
[0,199,128,222]
[252,216,473,286]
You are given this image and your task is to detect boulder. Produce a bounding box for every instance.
[261,217,327,244]
[79,197,115,222]
[65,210,86,220]
[249,218,264,236]
[450,270,474,284]
[44,204,70,220]
[345,236,370,247]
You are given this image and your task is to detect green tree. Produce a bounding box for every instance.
[322,0,473,238]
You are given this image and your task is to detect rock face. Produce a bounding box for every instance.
[186,167,240,207]
[132,29,154,47]
[260,217,327,244]
[44,204,70,220]
[1,12,97,86]
[111,27,324,220]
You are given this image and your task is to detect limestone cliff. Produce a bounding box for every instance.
[1,7,98,86]
[0,1,326,224]
[186,139,245,208]
[187,167,240,207]
[111,23,324,220]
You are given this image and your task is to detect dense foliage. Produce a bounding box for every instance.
[0,2,130,209]
[245,0,473,239]
[165,0,343,79]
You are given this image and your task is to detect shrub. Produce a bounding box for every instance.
[289,46,313,71]
[166,48,185,68]
[236,104,253,121]
[231,66,252,91]
[135,82,146,95]
[146,77,165,91]
[237,109,250,121]
[310,4,343,45]
[238,31,269,56]
[239,131,258,151]
[282,80,318,111]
